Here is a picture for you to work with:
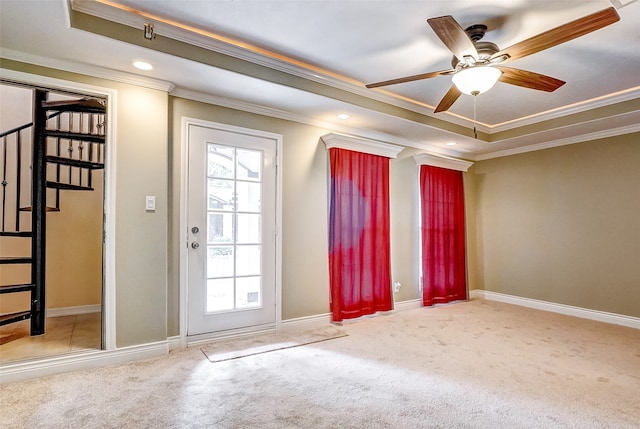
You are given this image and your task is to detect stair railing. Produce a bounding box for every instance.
[0,89,106,335]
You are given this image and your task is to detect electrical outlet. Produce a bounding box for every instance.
[393,281,401,292]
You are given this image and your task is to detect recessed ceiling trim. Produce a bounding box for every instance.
[0,48,175,92]
[475,123,640,161]
[488,86,640,133]
[171,87,464,159]
[69,0,635,137]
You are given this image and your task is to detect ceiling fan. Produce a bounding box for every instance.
[365,7,620,113]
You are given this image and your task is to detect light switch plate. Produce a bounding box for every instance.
[146,196,156,211]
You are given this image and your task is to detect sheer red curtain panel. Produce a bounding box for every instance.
[328,148,392,322]
[420,165,467,306]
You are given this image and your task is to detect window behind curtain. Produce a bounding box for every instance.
[420,165,467,306]
[328,148,392,322]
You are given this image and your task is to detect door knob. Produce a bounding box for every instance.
[191,241,200,249]
[191,226,200,234]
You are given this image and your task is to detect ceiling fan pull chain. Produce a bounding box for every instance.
[472,91,478,139]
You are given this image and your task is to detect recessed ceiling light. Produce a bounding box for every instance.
[336,114,350,120]
[446,142,457,146]
[132,60,153,71]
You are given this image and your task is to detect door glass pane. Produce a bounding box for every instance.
[236,245,261,276]
[236,149,261,181]
[208,146,234,178]
[207,246,234,278]
[208,212,234,244]
[208,178,234,211]
[207,278,234,312]
[236,181,261,212]
[237,214,261,244]
[206,143,264,313]
[236,276,261,308]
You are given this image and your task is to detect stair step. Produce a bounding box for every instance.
[0,283,34,294]
[42,98,106,113]
[44,130,105,144]
[0,311,31,326]
[46,156,104,170]
[19,206,60,212]
[46,181,94,191]
[0,256,32,264]
[0,231,32,237]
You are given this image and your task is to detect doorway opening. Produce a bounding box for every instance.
[0,81,106,363]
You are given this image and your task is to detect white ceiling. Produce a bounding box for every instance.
[1,0,639,160]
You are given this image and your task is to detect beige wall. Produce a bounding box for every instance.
[1,61,169,347]
[389,151,423,302]
[168,97,425,334]
[6,58,636,350]
[169,98,332,333]
[472,133,640,317]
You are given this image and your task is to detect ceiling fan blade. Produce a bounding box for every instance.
[492,7,620,63]
[365,69,454,89]
[498,67,566,92]
[427,16,479,62]
[434,85,462,113]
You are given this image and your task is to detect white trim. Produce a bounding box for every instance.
[487,87,640,133]
[470,290,640,330]
[186,324,276,347]
[167,336,181,352]
[69,0,640,135]
[393,299,423,312]
[280,313,332,331]
[0,68,118,350]
[45,305,101,318]
[1,49,174,93]
[0,341,168,384]
[413,153,474,172]
[321,133,404,158]
[474,123,640,161]
[179,117,283,345]
[171,88,463,160]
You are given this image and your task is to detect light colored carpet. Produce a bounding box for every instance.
[1,299,639,428]
[201,326,347,362]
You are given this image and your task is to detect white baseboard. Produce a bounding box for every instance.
[46,304,101,318]
[470,290,640,329]
[394,299,422,312]
[279,299,423,330]
[0,341,168,384]
[167,336,181,352]
[280,312,332,331]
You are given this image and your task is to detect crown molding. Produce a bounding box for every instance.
[322,133,404,159]
[69,0,640,137]
[1,48,175,92]
[171,87,464,159]
[487,87,640,133]
[474,123,640,161]
[413,153,473,172]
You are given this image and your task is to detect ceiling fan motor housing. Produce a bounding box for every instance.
[451,41,500,69]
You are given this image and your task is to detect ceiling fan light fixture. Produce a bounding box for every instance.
[452,66,502,95]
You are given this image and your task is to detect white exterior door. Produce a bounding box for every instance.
[186,120,279,336]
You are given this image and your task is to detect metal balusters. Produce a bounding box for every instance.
[1,136,7,232]
[16,132,22,231]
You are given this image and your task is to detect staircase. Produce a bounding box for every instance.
[0,89,106,336]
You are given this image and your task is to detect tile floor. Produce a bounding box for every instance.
[0,312,101,363]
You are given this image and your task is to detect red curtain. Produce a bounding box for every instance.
[328,148,392,322]
[420,165,467,306]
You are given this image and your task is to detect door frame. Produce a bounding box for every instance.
[179,117,282,346]
[0,68,116,350]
